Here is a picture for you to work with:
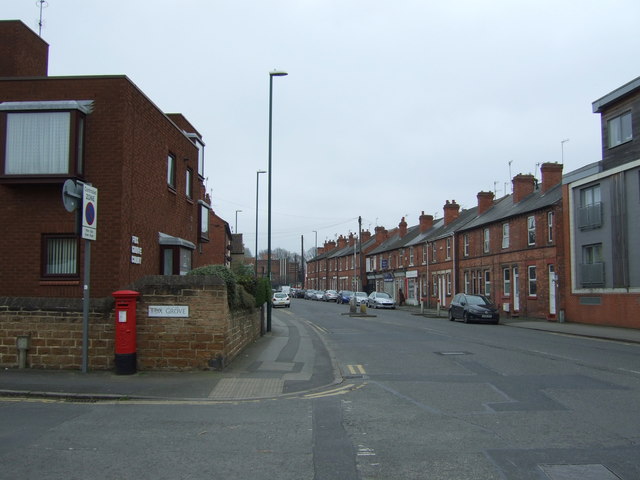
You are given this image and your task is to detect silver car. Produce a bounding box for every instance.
[322,289,339,302]
[367,291,395,309]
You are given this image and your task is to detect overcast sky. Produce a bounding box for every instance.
[6,0,640,255]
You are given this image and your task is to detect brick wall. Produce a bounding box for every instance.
[0,276,260,371]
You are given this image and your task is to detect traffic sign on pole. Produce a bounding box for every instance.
[82,184,98,241]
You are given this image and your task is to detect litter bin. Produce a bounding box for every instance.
[112,290,139,374]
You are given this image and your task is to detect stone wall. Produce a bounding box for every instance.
[0,276,261,371]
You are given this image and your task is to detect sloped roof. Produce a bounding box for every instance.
[459,183,562,232]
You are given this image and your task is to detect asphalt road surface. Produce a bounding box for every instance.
[1,298,639,479]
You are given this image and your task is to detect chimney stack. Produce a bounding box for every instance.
[477,191,495,215]
[398,217,408,237]
[443,200,460,226]
[540,162,563,193]
[512,174,536,203]
[419,211,434,232]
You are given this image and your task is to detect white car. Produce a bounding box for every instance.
[272,292,291,308]
[367,291,395,309]
[353,292,369,305]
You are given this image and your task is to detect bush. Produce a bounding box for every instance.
[255,277,272,307]
[187,264,255,310]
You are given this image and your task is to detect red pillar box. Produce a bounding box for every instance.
[112,290,140,375]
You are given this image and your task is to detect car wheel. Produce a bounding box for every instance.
[463,312,471,323]
[448,310,455,321]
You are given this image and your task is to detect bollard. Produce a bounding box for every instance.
[16,335,30,369]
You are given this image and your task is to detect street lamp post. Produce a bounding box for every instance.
[313,230,318,289]
[255,170,266,278]
[267,69,288,333]
[235,209,242,234]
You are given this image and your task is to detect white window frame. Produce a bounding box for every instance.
[445,238,451,259]
[502,223,510,249]
[483,228,490,253]
[484,270,491,297]
[547,211,554,243]
[503,267,511,296]
[528,265,537,297]
[463,234,469,256]
[527,216,536,246]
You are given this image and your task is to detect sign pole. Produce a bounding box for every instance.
[82,238,90,373]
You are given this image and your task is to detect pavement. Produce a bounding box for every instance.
[1,305,639,403]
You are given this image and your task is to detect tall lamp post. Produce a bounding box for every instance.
[267,69,288,332]
[235,209,242,233]
[313,230,318,289]
[255,170,266,278]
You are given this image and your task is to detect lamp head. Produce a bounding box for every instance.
[270,70,288,77]
[257,170,267,174]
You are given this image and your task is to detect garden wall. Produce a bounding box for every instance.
[0,276,261,371]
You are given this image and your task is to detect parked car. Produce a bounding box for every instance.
[323,289,339,302]
[367,291,395,309]
[353,291,369,305]
[312,290,325,301]
[448,293,499,324]
[295,289,306,298]
[304,289,316,300]
[337,290,353,304]
[272,292,291,308]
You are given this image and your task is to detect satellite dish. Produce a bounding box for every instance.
[62,179,82,212]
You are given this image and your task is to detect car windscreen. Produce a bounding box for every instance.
[377,293,391,299]
[466,295,488,305]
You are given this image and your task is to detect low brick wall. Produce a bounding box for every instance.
[0,276,261,371]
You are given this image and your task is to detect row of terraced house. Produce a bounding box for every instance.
[306,76,640,330]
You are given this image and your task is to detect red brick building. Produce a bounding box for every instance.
[0,21,221,299]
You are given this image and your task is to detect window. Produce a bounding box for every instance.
[528,265,537,297]
[1,101,90,179]
[409,247,414,265]
[422,244,427,264]
[483,228,490,253]
[578,184,602,229]
[446,238,451,259]
[608,111,632,148]
[432,243,437,262]
[162,246,192,275]
[502,223,510,249]
[547,211,554,243]
[464,271,470,294]
[199,201,210,241]
[42,235,78,277]
[581,243,604,286]
[527,216,536,246]
[463,234,469,256]
[484,270,491,296]
[446,272,451,295]
[503,267,511,296]
[185,167,193,199]
[399,249,404,266]
[432,274,438,297]
[167,154,176,189]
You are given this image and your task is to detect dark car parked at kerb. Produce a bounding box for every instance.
[448,293,499,324]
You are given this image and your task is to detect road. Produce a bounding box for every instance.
[2,298,640,479]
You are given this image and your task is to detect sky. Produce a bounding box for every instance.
[5,0,640,256]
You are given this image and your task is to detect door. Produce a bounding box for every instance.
[549,264,557,316]
[513,266,520,312]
